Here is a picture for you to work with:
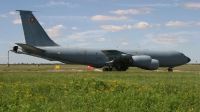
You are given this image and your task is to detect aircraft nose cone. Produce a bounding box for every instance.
[187,57,191,62]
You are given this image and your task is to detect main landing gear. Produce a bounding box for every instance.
[103,66,128,71]
[167,67,173,72]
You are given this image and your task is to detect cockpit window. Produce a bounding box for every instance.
[181,53,186,57]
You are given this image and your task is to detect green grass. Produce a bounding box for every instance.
[0,65,200,111]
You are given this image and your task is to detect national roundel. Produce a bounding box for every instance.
[30,18,35,23]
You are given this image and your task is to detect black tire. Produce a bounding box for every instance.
[168,68,173,72]
[103,67,110,71]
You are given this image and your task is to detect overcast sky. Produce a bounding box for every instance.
[0,0,200,64]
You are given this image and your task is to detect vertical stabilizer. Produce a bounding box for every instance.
[16,10,59,46]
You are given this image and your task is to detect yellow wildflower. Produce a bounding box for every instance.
[63,84,67,89]
[86,73,90,77]
[70,81,74,84]
[91,82,96,86]
[15,90,19,93]
[110,88,114,92]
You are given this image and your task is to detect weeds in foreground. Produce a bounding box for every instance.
[0,72,200,111]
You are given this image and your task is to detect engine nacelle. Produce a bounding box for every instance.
[131,55,159,70]
[143,59,159,70]
[131,55,152,68]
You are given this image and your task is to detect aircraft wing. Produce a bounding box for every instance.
[102,50,132,66]
[101,50,124,55]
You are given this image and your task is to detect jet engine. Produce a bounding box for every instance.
[131,55,159,70]
[145,59,159,70]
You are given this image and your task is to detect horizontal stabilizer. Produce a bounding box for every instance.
[16,43,45,53]
[10,50,25,54]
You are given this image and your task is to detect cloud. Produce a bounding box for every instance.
[100,22,154,32]
[39,22,44,25]
[67,30,106,39]
[132,22,152,29]
[45,25,66,38]
[152,23,161,27]
[77,39,86,42]
[121,43,129,46]
[13,19,44,25]
[5,11,21,24]
[13,19,22,24]
[121,3,179,7]
[72,27,78,30]
[0,14,6,18]
[147,33,193,46]
[138,42,147,46]
[109,8,153,15]
[100,25,127,32]
[55,30,107,45]
[95,38,110,42]
[196,22,200,26]
[1,11,18,18]
[0,56,7,58]
[173,31,200,39]
[90,15,129,21]
[150,34,177,44]
[1,11,19,17]
[9,11,18,15]
[40,15,88,21]
[117,37,128,40]
[184,2,200,9]
[35,1,79,7]
[165,21,194,27]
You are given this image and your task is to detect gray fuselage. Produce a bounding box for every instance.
[38,47,189,68]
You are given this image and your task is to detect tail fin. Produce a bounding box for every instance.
[16,10,59,46]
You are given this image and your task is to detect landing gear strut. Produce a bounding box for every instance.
[103,67,111,71]
[168,67,173,72]
[103,66,128,71]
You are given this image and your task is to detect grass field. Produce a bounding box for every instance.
[0,64,200,111]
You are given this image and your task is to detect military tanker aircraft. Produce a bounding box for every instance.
[11,10,191,72]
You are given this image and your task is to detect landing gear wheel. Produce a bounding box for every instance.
[168,68,173,72]
[111,67,118,71]
[103,66,111,71]
[103,66,129,72]
[121,66,128,71]
[112,66,128,71]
